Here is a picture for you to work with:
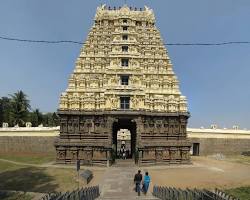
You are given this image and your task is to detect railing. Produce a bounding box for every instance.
[214,188,240,200]
[41,186,100,200]
[153,186,239,200]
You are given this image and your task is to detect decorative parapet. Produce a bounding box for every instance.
[1,126,249,138]
[0,126,60,132]
[187,127,250,139]
[95,5,155,23]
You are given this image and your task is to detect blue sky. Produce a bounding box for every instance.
[0,0,250,129]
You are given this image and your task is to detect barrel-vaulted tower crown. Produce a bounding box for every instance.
[59,5,188,113]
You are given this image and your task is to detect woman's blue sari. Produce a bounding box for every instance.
[143,175,151,193]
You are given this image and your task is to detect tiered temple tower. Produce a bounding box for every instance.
[55,5,191,165]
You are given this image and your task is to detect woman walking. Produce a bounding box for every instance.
[142,172,151,194]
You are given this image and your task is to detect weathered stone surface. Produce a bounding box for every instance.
[55,112,191,165]
[0,136,56,154]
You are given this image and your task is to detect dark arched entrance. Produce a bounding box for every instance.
[112,118,136,162]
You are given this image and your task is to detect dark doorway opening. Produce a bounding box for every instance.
[112,118,136,160]
[193,143,200,156]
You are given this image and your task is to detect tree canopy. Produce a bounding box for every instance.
[0,90,59,127]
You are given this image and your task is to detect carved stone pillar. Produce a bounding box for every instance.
[107,116,116,147]
[134,117,143,149]
[156,147,164,162]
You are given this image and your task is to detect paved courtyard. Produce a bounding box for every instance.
[97,160,159,200]
[148,156,250,189]
[96,156,250,199]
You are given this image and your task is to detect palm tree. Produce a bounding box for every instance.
[9,90,31,126]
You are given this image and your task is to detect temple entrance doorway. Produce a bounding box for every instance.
[117,129,131,158]
[112,118,136,162]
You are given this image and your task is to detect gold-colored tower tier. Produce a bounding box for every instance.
[59,5,188,113]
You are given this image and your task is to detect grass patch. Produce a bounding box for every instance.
[0,155,104,193]
[0,166,80,193]
[0,167,58,193]
[225,186,250,200]
[0,191,33,200]
[0,161,25,171]
[45,168,79,192]
[0,162,92,193]
[0,153,55,165]
[225,155,250,165]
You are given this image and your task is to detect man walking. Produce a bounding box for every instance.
[134,170,142,196]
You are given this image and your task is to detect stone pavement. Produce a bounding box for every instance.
[97,160,159,200]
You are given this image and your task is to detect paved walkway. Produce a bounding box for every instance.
[97,160,159,200]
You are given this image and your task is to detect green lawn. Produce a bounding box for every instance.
[0,153,55,165]
[0,158,103,193]
[0,161,25,171]
[0,164,80,193]
[225,186,250,200]
[0,191,33,200]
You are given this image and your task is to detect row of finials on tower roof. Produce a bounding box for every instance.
[101,5,145,11]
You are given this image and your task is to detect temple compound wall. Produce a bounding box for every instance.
[188,127,250,156]
[55,5,191,165]
[0,127,58,154]
[0,127,249,157]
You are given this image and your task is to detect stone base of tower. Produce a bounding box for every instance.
[138,145,191,165]
[54,144,111,166]
[54,110,191,166]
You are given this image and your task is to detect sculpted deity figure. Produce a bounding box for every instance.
[110,97,118,108]
[132,96,139,109]
[57,150,66,159]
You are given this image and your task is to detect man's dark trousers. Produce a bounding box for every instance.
[135,182,141,196]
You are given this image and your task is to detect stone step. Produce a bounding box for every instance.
[97,196,159,200]
[112,159,137,167]
[98,198,159,200]
[97,192,160,200]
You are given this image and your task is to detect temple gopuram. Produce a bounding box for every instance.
[55,5,191,165]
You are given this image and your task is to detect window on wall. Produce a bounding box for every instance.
[136,21,142,26]
[123,19,127,24]
[122,46,128,52]
[121,75,129,85]
[123,26,128,31]
[121,58,129,67]
[120,97,130,109]
[122,35,128,40]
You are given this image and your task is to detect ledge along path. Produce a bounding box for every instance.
[97,160,159,200]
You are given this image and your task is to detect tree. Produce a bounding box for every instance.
[42,112,59,127]
[52,112,59,126]
[0,97,12,126]
[9,90,31,126]
[29,108,43,127]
